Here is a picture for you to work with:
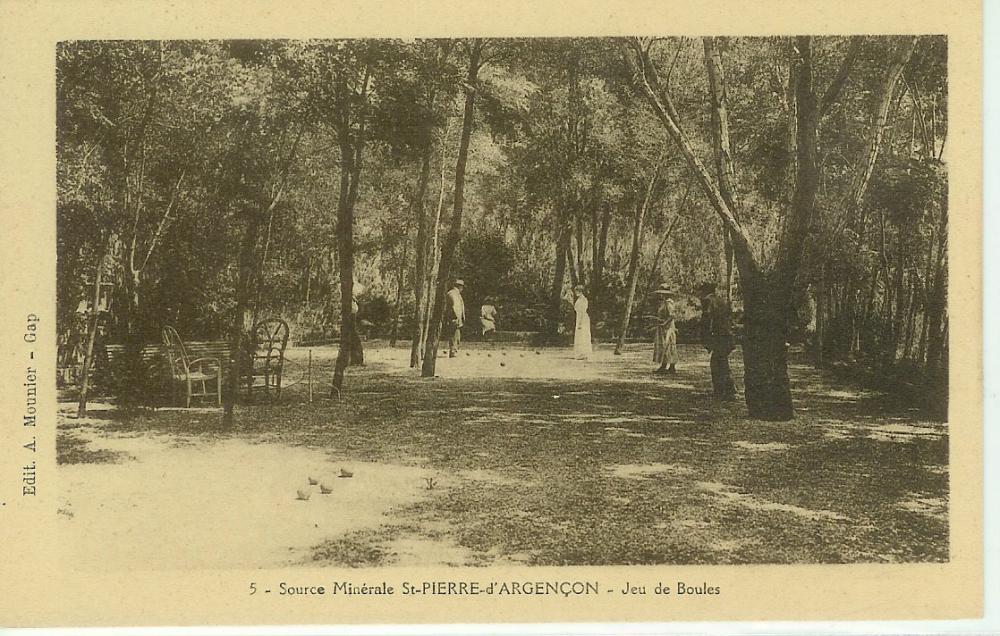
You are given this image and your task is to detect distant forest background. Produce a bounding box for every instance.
[56,37,948,416]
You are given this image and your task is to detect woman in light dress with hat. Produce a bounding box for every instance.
[652,283,679,374]
[573,284,593,359]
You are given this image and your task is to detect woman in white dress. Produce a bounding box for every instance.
[573,285,593,359]
[651,283,679,374]
[480,298,498,343]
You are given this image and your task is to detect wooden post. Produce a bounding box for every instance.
[308,349,313,403]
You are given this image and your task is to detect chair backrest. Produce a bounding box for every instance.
[162,326,190,376]
[252,318,289,359]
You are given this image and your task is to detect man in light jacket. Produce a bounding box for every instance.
[445,279,466,357]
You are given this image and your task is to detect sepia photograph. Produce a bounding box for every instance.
[52,35,953,572]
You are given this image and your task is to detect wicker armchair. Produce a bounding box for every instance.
[162,326,222,407]
[246,318,289,399]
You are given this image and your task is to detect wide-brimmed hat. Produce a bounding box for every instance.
[454,279,465,287]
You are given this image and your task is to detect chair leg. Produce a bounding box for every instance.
[186,378,192,408]
[217,375,222,406]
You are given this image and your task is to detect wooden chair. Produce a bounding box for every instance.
[162,326,222,407]
[246,318,289,399]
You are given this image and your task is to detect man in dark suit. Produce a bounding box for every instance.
[699,282,736,400]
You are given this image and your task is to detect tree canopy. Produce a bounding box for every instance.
[58,36,949,419]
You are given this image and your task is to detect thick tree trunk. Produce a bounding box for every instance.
[421,41,482,377]
[739,38,819,420]
[627,37,833,420]
[742,278,794,420]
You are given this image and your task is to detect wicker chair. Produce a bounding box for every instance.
[247,318,289,399]
[162,326,222,407]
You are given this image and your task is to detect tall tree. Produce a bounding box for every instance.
[623,36,860,419]
[421,39,486,377]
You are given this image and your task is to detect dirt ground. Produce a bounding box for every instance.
[57,342,948,569]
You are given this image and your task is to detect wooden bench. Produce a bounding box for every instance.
[104,341,233,371]
[104,337,232,407]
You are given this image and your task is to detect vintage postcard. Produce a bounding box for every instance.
[0,0,984,629]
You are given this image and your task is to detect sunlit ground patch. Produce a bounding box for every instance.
[731,441,792,452]
[385,534,479,567]
[868,421,947,442]
[58,426,433,570]
[608,463,694,480]
[897,493,948,520]
[696,481,847,521]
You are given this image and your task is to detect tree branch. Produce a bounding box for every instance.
[818,36,863,119]
[622,38,759,274]
[139,169,187,273]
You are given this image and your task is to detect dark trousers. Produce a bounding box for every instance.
[447,321,462,356]
[348,315,364,366]
[706,335,736,399]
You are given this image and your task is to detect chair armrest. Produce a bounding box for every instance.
[188,357,222,375]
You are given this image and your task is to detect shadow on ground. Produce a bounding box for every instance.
[60,343,948,567]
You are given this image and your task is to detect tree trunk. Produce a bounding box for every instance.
[421,40,482,377]
[408,128,434,367]
[643,214,680,300]
[926,232,947,371]
[547,218,571,342]
[304,255,312,305]
[575,213,585,284]
[590,202,611,326]
[420,119,451,356]
[614,202,648,355]
[742,277,793,420]
[615,159,661,355]
[224,209,263,422]
[332,141,359,393]
[330,75,370,392]
[842,38,917,359]
[76,235,110,418]
[626,36,831,420]
[814,267,826,364]
[903,281,917,360]
[566,238,580,289]
[704,38,742,396]
[390,249,406,347]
